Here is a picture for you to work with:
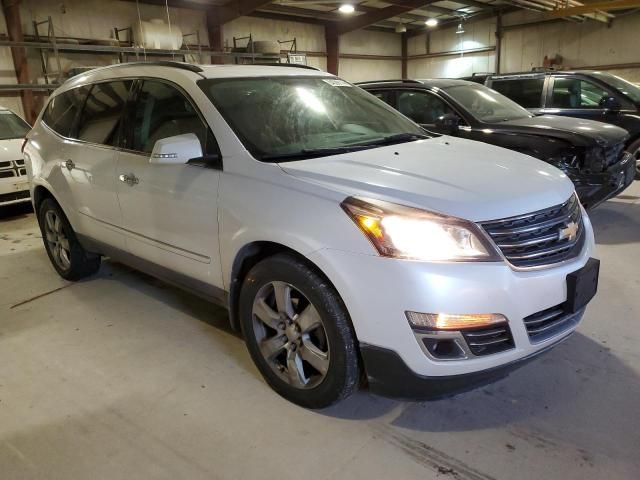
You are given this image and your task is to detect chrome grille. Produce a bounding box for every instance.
[481,194,584,268]
[461,324,514,356]
[523,304,583,342]
[0,159,27,178]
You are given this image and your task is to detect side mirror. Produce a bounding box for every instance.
[435,113,460,135]
[599,96,621,113]
[150,133,203,165]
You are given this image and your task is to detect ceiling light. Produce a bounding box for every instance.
[425,18,438,27]
[338,4,355,14]
[456,22,465,34]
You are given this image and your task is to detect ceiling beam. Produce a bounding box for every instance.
[446,0,495,9]
[210,0,274,25]
[543,0,640,18]
[257,3,339,21]
[334,1,442,34]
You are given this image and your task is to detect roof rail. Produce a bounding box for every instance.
[96,61,204,74]
[471,72,494,77]
[253,63,321,71]
[354,79,422,86]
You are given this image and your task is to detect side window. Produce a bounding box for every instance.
[549,78,610,109]
[76,80,132,145]
[491,78,544,108]
[42,85,90,137]
[131,80,215,155]
[397,90,454,124]
[367,90,394,107]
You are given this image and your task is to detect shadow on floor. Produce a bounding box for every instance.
[0,202,33,221]
[589,197,640,245]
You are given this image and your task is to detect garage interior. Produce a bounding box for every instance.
[1,0,639,479]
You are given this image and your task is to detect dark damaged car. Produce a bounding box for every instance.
[359,79,634,208]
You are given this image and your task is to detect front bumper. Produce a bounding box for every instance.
[0,177,30,206]
[308,213,595,396]
[573,152,635,208]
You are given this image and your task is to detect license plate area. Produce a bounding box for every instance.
[565,258,600,313]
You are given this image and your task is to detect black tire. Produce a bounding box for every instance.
[37,198,101,281]
[628,138,640,180]
[239,254,360,409]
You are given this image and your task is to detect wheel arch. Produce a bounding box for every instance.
[227,241,342,334]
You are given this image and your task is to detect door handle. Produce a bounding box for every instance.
[65,159,75,171]
[118,173,139,186]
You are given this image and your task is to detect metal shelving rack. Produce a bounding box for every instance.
[0,16,292,92]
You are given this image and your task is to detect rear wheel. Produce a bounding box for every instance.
[37,198,101,280]
[239,254,360,408]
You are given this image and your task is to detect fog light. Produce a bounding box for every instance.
[406,312,507,330]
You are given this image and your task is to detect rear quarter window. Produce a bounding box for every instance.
[42,85,90,137]
[491,78,544,109]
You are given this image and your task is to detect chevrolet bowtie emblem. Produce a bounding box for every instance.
[558,221,579,242]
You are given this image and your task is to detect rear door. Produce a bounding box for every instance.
[55,81,130,249]
[115,78,223,293]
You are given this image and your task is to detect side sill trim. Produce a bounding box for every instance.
[77,233,228,308]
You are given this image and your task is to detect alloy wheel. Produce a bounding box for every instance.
[251,281,330,389]
[43,210,71,270]
[633,145,640,177]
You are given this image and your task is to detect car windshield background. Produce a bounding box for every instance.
[444,84,532,123]
[591,72,640,104]
[0,112,30,140]
[199,76,427,161]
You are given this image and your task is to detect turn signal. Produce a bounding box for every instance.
[406,312,507,331]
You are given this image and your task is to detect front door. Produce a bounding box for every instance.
[115,79,223,292]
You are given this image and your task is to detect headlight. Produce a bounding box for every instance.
[341,197,501,262]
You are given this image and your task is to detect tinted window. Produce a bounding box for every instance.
[42,86,90,136]
[131,80,211,154]
[549,78,610,109]
[397,90,454,124]
[591,72,640,104]
[0,112,30,139]
[491,78,544,108]
[367,90,394,105]
[76,80,132,145]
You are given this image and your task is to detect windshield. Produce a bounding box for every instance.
[0,111,30,140]
[590,72,640,104]
[199,76,429,161]
[444,84,533,123]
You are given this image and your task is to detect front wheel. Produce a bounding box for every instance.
[239,254,360,408]
[37,198,101,280]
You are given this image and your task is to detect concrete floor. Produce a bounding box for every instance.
[1,184,639,480]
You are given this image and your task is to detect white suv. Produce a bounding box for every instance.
[24,62,599,408]
[0,107,31,207]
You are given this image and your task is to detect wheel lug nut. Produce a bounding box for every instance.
[278,322,285,330]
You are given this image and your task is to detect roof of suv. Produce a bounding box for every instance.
[58,62,332,95]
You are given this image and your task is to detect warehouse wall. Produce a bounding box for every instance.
[406,11,640,82]
[501,11,640,81]
[0,2,401,119]
[407,18,496,79]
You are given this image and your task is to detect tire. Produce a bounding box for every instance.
[239,254,360,409]
[628,138,640,180]
[37,198,101,281]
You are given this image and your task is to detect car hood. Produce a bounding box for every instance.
[497,115,628,147]
[280,136,574,222]
[0,138,24,161]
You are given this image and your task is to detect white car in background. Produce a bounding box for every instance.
[24,62,600,408]
[0,107,31,207]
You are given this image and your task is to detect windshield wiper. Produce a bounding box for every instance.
[260,145,372,162]
[260,133,431,162]
[351,132,431,147]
